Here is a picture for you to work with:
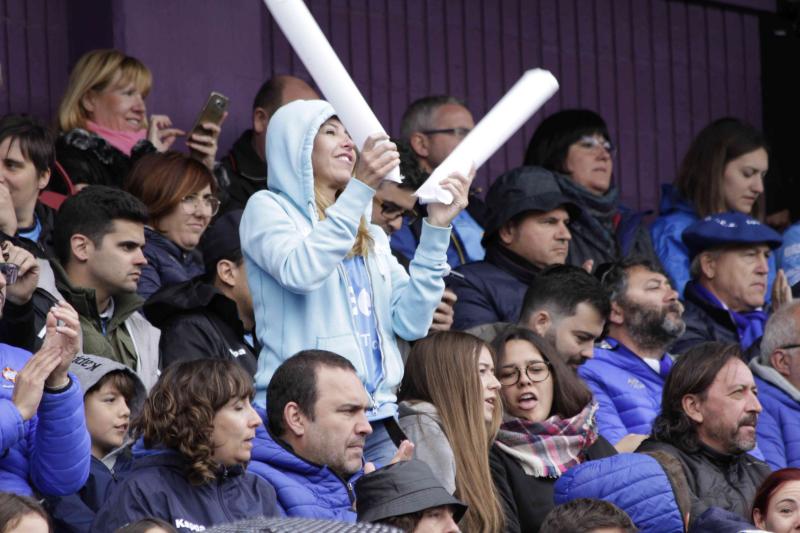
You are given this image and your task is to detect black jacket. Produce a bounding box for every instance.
[638,439,771,523]
[490,436,617,533]
[55,128,156,189]
[218,129,267,214]
[143,278,257,375]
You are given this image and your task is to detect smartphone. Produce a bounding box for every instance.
[187,91,229,157]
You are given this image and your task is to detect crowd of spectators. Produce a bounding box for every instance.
[5,47,800,533]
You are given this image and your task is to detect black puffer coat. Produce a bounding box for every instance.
[638,439,771,523]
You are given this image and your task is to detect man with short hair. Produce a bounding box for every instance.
[49,186,160,389]
[249,350,409,522]
[219,75,319,212]
[579,259,685,450]
[750,300,800,469]
[640,342,770,521]
[449,166,579,330]
[392,95,485,268]
[539,499,636,533]
[0,114,57,258]
[674,212,783,355]
[519,265,609,370]
[143,209,257,375]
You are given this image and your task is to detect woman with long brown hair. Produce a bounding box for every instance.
[398,331,505,533]
[490,326,616,532]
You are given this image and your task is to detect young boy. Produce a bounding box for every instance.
[46,354,145,532]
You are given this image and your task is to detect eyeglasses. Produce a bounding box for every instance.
[375,197,418,224]
[0,263,19,285]
[779,344,800,351]
[576,135,616,155]
[420,127,472,139]
[180,194,220,216]
[498,361,552,386]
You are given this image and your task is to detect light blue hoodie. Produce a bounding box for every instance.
[240,100,451,409]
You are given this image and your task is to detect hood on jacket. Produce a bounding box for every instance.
[265,99,337,225]
[398,400,442,423]
[554,453,686,533]
[657,183,695,217]
[69,353,146,410]
[750,358,800,402]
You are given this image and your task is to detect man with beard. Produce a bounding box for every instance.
[579,259,686,451]
[639,342,770,522]
[673,212,783,357]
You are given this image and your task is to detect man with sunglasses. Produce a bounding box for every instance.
[750,300,800,469]
[392,96,486,269]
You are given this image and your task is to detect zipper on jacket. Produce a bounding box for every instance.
[362,261,390,412]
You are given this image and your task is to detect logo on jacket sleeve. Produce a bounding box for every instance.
[627,377,645,390]
[2,367,18,387]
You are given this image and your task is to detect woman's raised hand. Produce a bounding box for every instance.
[353,133,399,190]
[426,165,475,228]
[147,114,185,152]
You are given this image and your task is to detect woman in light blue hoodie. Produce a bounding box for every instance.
[240,99,470,464]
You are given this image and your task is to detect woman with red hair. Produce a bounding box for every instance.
[752,468,800,532]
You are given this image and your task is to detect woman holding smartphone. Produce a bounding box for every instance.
[240,99,470,465]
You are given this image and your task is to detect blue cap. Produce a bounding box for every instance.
[681,211,782,258]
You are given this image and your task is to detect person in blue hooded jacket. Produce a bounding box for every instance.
[240,99,471,465]
[651,117,774,297]
[0,259,91,497]
[750,301,800,470]
[92,359,279,532]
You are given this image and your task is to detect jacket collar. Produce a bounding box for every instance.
[49,259,144,326]
[228,129,267,180]
[485,241,542,285]
[750,359,800,402]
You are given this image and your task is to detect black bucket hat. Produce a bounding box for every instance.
[355,460,467,524]
[482,165,581,246]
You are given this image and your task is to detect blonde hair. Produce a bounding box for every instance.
[58,49,152,132]
[314,183,373,257]
[399,332,505,533]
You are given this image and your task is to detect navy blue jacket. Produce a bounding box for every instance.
[138,227,205,300]
[46,453,132,532]
[248,409,359,522]
[92,451,280,532]
[751,359,800,470]
[578,338,673,445]
[554,453,686,533]
[448,259,530,331]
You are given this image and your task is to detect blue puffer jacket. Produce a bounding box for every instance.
[578,338,673,445]
[650,184,698,297]
[138,227,205,300]
[92,451,280,533]
[554,453,685,533]
[248,407,359,522]
[0,343,91,496]
[751,359,800,470]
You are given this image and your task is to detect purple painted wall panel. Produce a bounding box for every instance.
[0,0,770,213]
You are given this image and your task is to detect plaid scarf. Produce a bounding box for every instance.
[495,402,599,478]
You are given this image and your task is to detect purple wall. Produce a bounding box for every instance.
[0,0,774,212]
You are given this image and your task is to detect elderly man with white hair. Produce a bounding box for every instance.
[751,300,800,470]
